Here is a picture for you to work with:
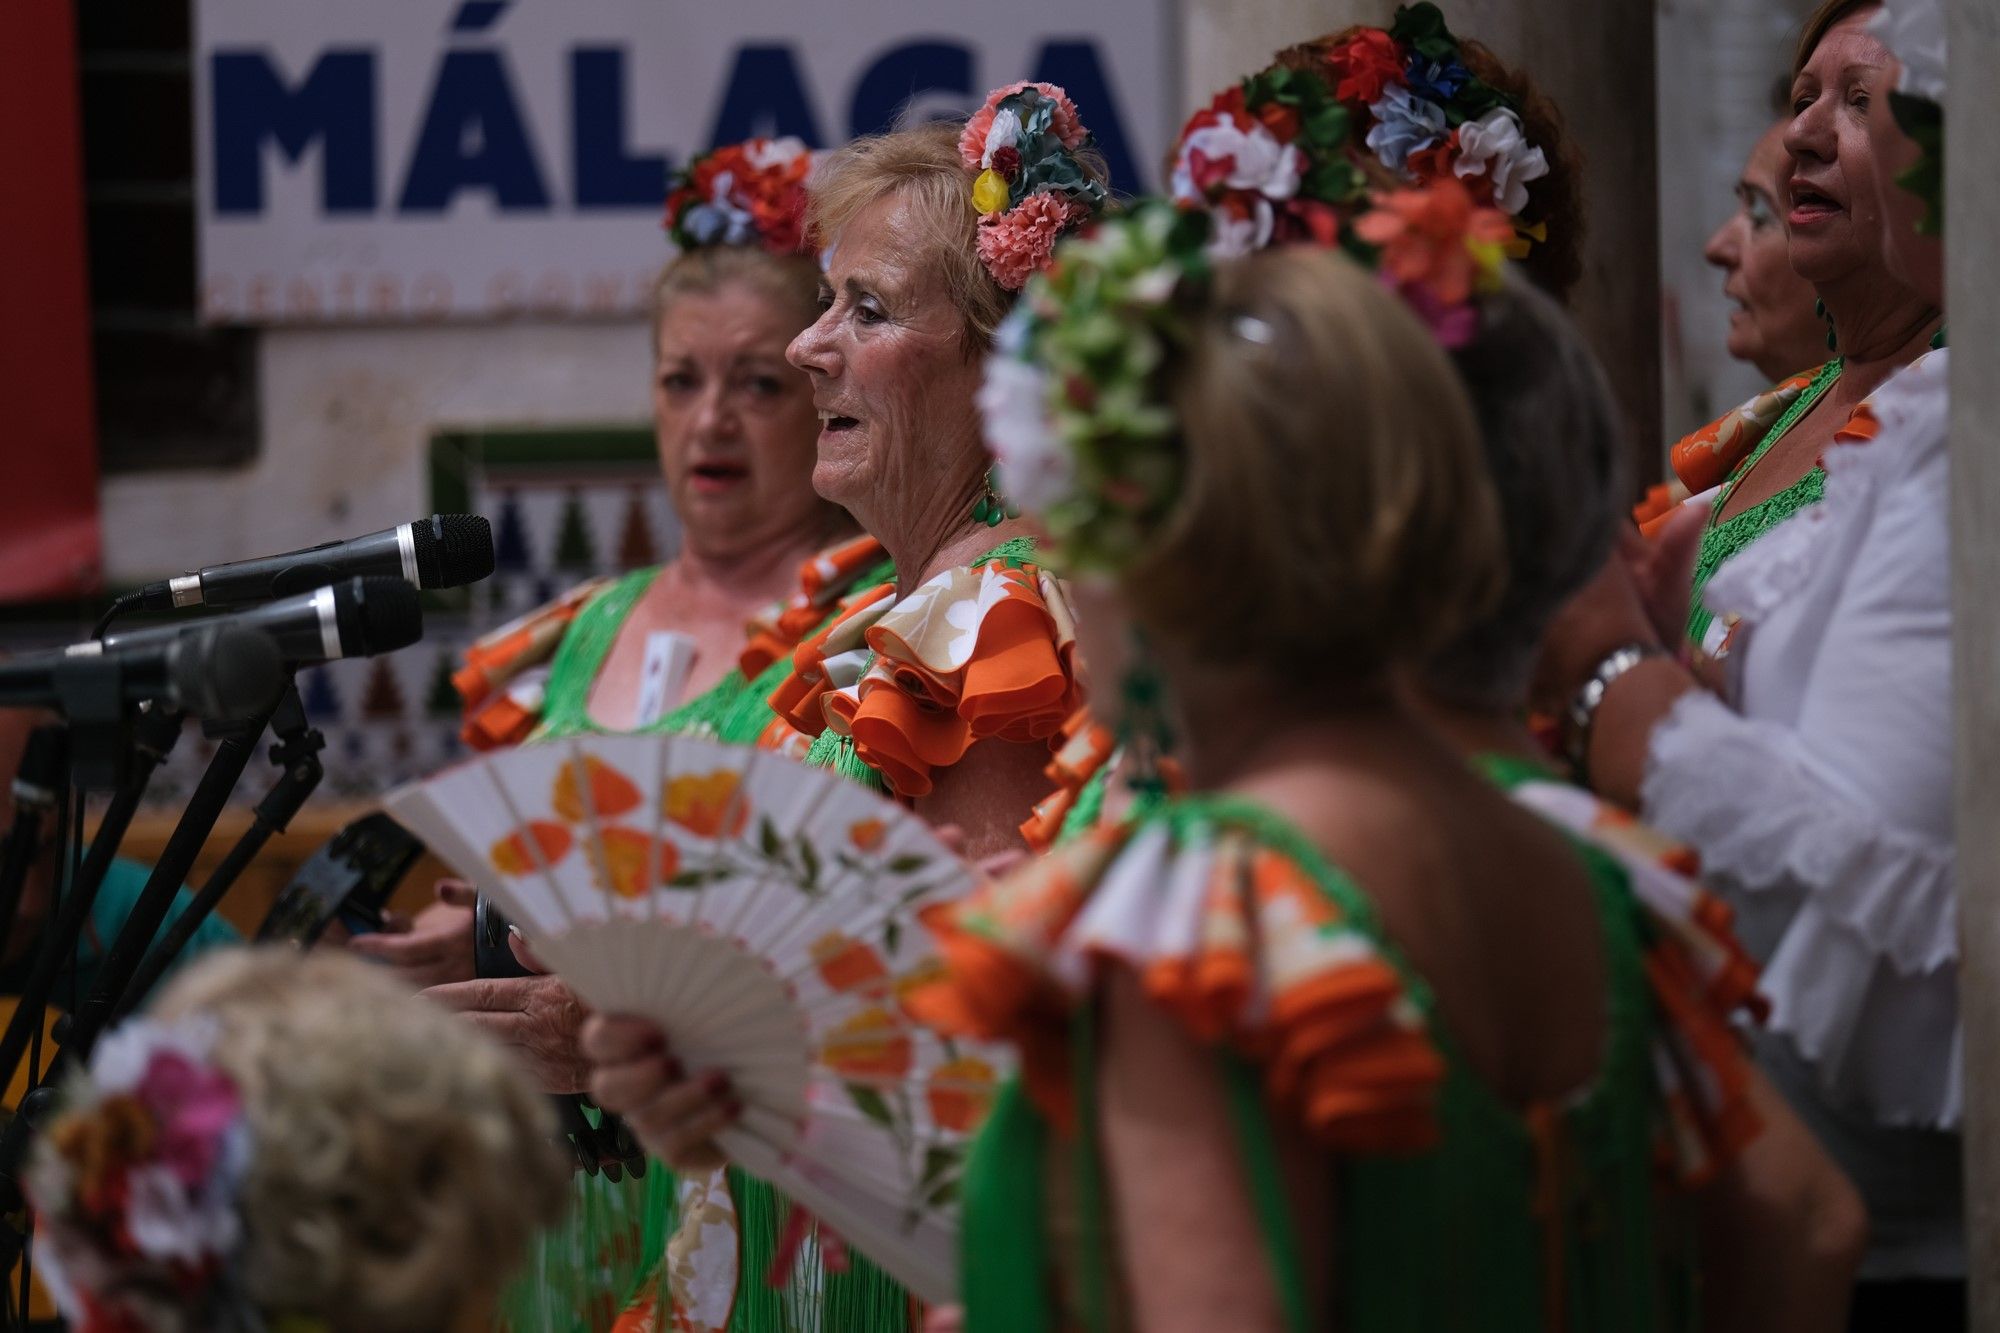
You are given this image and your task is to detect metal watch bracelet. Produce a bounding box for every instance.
[1563,642,1666,782]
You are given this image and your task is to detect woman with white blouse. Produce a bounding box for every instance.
[1538,0,1956,1325]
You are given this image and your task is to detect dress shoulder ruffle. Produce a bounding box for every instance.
[456,577,616,750]
[908,808,1446,1156]
[1496,773,1769,1185]
[771,553,1082,799]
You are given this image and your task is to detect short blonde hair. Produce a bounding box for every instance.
[652,244,822,348]
[807,120,1108,352]
[149,949,567,1333]
[1127,247,1504,682]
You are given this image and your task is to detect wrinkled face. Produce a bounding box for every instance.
[653,284,825,554]
[1783,10,1896,285]
[1703,121,1826,380]
[786,194,986,538]
[1863,52,1945,305]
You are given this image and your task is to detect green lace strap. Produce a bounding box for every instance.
[1686,360,1841,648]
[535,567,662,740]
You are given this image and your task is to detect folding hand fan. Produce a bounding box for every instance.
[383,732,1004,1305]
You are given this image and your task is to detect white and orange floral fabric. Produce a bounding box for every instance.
[771,556,1082,798]
[908,815,1447,1155]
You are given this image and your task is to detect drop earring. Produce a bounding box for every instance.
[971,467,1018,528]
[1816,298,1838,354]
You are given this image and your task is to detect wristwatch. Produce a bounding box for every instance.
[1563,642,1666,782]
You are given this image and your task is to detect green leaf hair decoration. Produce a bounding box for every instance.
[980,202,1214,574]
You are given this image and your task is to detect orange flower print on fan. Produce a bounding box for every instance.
[925,1056,997,1132]
[553,755,644,823]
[663,771,749,838]
[892,958,950,1022]
[811,933,890,995]
[490,821,574,876]
[820,1007,913,1080]
[598,826,683,899]
[848,818,887,852]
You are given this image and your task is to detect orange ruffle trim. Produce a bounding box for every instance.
[907,821,1445,1155]
[772,559,1082,799]
[1019,710,1114,851]
[738,534,888,680]
[456,579,610,751]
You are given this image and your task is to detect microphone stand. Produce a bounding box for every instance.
[55,698,277,1066]
[115,680,322,1017]
[0,703,182,1302]
[0,706,181,1097]
[0,726,65,969]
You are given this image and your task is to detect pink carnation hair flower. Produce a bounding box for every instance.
[977,194,1081,290]
[959,81,1089,168]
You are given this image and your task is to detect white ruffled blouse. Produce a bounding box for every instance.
[1642,348,1956,1132]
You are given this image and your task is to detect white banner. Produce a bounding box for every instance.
[195,0,1176,324]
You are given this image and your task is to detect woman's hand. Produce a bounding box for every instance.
[1530,540,1663,716]
[345,879,477,987]
[581,1015,740,1173]
[1628,504,1708,648]
[425,974,592,1094]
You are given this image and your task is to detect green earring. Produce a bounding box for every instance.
[971,467,1018,528]
[1117,632,1176,800]
[1816,298,1838,353]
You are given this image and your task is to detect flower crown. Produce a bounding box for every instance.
[663,137,816,256]
[983,174,1511,570]
[27,1018,260,1333]
[958,82,1111,290]
[1171,3,1550,264]
[981,201,1212,571]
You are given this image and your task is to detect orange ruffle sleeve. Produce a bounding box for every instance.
[907,817,1445,1155]
[737,534,888,680]
[1502,777,1769,1186]
[455,578,611,751]
[774,557,1083,800]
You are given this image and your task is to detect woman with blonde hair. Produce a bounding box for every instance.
[26,948,567,1333]
[580,82,1111,1332]
[899,187,1860,1329]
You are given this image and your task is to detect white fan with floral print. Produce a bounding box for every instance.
[382,733,1003,1304]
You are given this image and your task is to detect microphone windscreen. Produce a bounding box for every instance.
[173,624,285,721]
[333,577,423,658]
[411,514,495,589]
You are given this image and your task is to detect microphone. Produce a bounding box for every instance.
[130,515,494,611]
[0,624,285,721]
[80,577,423,667]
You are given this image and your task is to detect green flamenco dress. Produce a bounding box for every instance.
[917,788,1766,1331]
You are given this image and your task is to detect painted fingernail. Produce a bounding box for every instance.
[701,1069,731,1098]
[722,1097,744,1120]
[662,1058,684,1082]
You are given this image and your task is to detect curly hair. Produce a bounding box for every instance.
[1272,29,1587,302]
[142,949,567,1333]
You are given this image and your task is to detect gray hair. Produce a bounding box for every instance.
[1420,274,1630,712]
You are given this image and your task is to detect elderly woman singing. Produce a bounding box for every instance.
[582,83,1112,1332]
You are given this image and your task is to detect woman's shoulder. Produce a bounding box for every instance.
[914,792,1447,1155]
[777,537,1083,798]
